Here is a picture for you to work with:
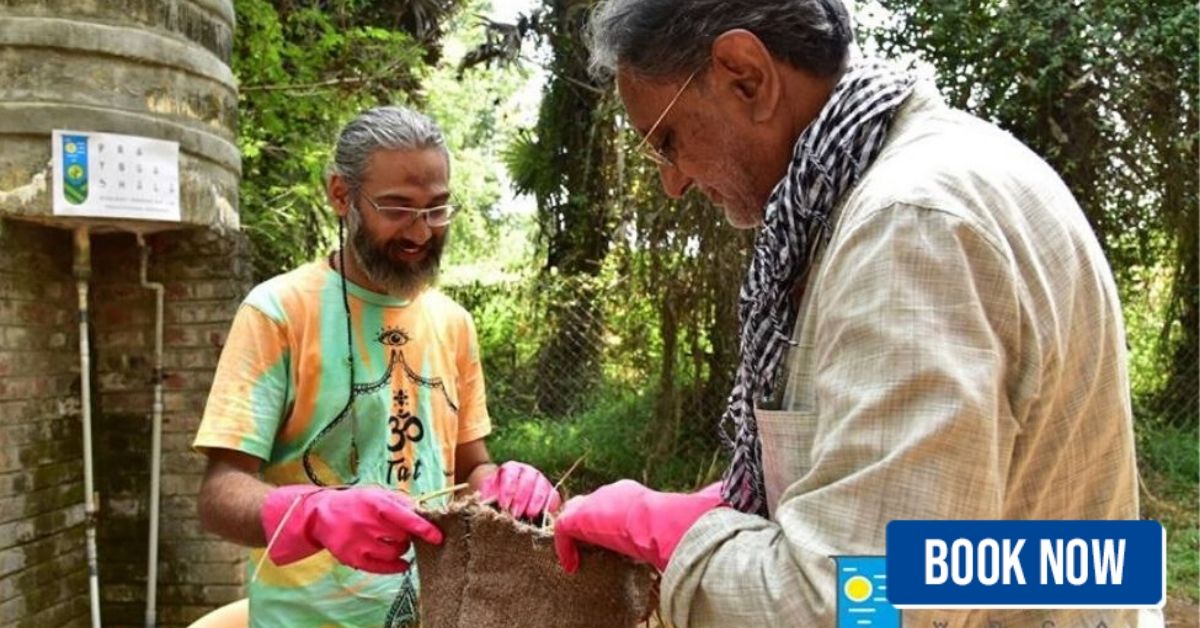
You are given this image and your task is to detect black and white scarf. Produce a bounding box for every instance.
[720,59,916,516]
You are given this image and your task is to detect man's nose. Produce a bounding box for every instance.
[658,163,692,199]
[401,214,433,243]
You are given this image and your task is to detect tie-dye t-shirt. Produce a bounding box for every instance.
[194,260,490,628]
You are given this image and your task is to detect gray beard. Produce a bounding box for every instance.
[345,205,443,299]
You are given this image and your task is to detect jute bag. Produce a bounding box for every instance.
[413,498,655,627]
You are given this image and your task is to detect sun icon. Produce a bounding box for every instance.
[844,575,873,603]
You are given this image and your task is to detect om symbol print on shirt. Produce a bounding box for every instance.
[302,325,459,491]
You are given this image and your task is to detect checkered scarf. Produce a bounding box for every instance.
[721,59,916,516]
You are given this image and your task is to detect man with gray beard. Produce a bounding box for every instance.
[193,106,559,627]
[553,1,1157,626]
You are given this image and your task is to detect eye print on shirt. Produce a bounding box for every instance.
[375,325,459,414]
[378,328,411,348]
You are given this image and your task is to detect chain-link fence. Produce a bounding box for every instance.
[447,276,1198,432]
[446,274,734,490]
[1131,338,1199,429]
[448,277,680,420]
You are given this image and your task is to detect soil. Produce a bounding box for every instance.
[1166,597,1200,627]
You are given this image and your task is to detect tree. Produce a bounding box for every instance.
[496,0,623,415]
[867,0,1198,427]
[234,0,463,280]
[474,2,750,474]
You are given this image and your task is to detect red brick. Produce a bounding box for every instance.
[166,559,242,585]
[162,348,220,371]
[164,324,228,349]
[0,546,86,603]
[163,392,211,415]
[166,302,239,325]
[161,452,206,475]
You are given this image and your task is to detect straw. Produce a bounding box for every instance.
[414,482,469,505]
[541,453,587,530]
[252,492,307,583]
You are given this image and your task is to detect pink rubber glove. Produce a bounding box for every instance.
[261,485,443,574]
[477,461,562,519]
[553,479,725,573]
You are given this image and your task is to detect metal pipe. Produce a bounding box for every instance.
[73,226,102,628]
[138,233,165,628]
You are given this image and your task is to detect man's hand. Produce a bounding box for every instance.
[553,480,725,573]
[478,461,562,520]
[261,485,443,574]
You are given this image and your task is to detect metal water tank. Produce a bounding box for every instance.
[0,0,240,231]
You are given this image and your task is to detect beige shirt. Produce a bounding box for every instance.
[661,83,1159,627]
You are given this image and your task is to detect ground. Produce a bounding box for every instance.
[1165,597,1199,627]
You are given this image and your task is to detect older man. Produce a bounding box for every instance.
[195,106,558,627]
[554,1,1154,626]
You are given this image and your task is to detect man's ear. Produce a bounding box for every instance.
[327,173,351,219]
[710,29,781,124]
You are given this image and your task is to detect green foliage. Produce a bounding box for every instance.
[234,0,1199,607]
[473,0,629,415]
[464,0,754,446]
[233,0,535,280]
[1121,252,1177,411]
[424,10,536,270]
[446,274,723,496]
[444,279,543,412]
[234,0,460,280]
[865,0,1198,428]
[1137,420,1199,600]
[487,384,727,497]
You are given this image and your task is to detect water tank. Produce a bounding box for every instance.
[0,0,240,232]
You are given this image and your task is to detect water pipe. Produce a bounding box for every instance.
[138,233,165,628]
[73,226,102,628]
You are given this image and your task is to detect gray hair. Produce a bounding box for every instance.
[587,0,853,81]
[328,105,448,190]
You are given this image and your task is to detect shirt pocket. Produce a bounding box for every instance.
[754,407,819,518]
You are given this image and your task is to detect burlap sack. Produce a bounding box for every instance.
[413,497,655,628]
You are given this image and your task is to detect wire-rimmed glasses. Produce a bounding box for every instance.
[634,68,701,168]
[360,196,458,228]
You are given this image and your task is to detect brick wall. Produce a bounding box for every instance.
[0,218,253,627]
[0,220,89,628]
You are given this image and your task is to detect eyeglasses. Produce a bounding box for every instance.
[634,68,700,168]
[359,195,458,227]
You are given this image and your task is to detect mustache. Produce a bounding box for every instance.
[390,238,431,251]
[345,206,447,297]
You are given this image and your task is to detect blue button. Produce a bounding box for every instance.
[886,520,1165,608]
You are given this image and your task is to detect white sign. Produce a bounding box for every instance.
[52,130,181,222]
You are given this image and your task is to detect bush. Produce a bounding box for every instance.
[1137,420,1199,601]
[487,384,726,497]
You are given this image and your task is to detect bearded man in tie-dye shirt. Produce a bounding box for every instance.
[194,106,559,628]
